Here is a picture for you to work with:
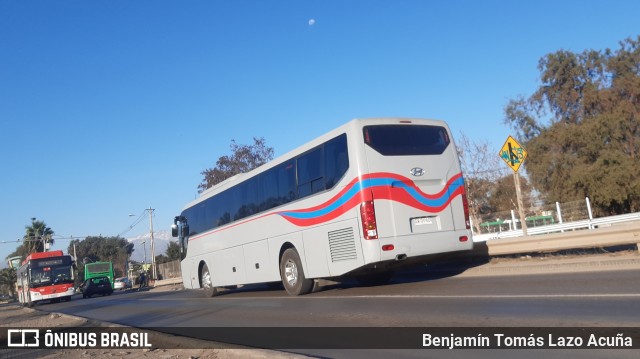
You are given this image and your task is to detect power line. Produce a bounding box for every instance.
[117,210,148,237]
[3,210,155,246]
[0,239,26,245]
[0,235,86,245]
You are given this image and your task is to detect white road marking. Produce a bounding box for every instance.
[135,293,640,300]
[342,293,640,299]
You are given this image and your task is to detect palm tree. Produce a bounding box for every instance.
[0,268,17,298]
[23,219,54,254]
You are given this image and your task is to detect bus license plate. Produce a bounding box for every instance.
[413,217,433,226]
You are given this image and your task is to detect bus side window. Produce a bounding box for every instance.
[280,161,296,203]
[324,134,348,189]
[297,147,323,198]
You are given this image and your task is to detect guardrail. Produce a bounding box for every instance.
[473,212,640,242]
[483,220,640,256]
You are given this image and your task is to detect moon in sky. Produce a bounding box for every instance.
[308,19,316,26]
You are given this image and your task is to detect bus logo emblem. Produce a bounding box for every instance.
[410,167,424,176]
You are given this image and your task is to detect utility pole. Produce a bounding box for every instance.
[142,241,147,266]
[148,207,157,281]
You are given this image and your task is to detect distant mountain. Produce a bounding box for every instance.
[127,230,175,263]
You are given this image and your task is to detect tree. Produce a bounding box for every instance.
[504,36,640,215]
[69,236,134,278]
[6,245,29,264]
[6,219,54,261]
[0,268,17,298]
[487,175,536,216]
[156,241,180,265]
[457,132,508,232]
[166,241,180,261]
[198,137,274,192]
[25,219,54,254]
[154,254,170,265]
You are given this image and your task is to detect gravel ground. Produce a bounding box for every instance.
[0,289,305,359]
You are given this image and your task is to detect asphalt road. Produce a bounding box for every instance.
[28,267,640,358]
[38,269,640,327]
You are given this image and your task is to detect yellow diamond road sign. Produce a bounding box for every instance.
[499,136,527,172]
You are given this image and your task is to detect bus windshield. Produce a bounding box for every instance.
[29,258,74,287]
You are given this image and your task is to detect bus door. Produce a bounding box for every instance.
[362,123,460,238]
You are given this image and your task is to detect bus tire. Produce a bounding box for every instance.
[200,263,218,297]
[280,248,313,296]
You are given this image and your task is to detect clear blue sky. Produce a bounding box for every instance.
[1,0,638,265]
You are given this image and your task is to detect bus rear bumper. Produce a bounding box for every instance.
[348,230,474,275]
[378,230,473,262]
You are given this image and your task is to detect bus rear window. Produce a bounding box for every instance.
[363,125,450,156]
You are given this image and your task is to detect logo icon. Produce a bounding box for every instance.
[7,329,40,347]
[410,167,425,176]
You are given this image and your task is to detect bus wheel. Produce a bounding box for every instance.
[280,248,313,296]
[200,263,218,297]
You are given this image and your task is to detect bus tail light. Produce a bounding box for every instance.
[462,188,471,230]
[360,200,378,240]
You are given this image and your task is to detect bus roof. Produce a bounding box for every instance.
[23,250,66,265]
[188,118,446,209]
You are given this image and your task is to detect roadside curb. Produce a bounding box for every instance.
[153,277,183,288]
[438,253,640,277]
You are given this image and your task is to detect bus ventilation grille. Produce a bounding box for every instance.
[328,228,357,262]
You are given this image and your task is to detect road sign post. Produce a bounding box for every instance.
[499,136,529,236]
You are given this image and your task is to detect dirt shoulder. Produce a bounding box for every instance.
[455,249,640,277]
[0,302,305,359]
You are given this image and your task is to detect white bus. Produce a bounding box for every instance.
[172,118,472,296]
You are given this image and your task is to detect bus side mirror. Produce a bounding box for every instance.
[181,225,189,238]
[171,224,178,237]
